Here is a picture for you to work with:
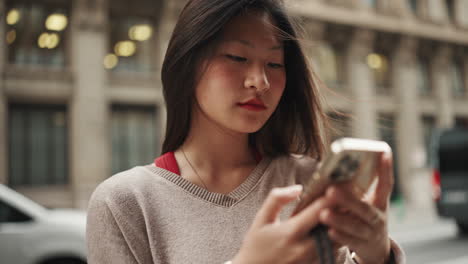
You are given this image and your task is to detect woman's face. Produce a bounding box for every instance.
[193,11,286,135]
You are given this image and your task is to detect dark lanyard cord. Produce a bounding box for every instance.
[310,224,335,264]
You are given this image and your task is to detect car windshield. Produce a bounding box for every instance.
[439,148,468,173]
[0,185,47,218]
[438,129,468,174]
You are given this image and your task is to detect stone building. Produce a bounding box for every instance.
[1,0,467,211]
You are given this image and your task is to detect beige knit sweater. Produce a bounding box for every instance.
[86,155,405,264]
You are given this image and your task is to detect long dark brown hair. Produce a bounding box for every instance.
[161,0,329,160]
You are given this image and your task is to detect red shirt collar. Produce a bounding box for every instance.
[154,150,263,175]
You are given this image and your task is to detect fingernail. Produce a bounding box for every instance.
[279,185,303,196]
[288,184,303,193]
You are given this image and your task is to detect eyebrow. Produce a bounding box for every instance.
[226,39,283,51]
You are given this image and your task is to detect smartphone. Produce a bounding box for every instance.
[291,137,391,215]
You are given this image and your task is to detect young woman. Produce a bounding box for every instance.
[87,0,405,263]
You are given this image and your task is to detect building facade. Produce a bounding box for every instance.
[1,0,467,211]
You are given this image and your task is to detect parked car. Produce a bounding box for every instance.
[431,128,468,235]
[0,184,87,264]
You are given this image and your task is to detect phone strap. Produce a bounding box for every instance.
[310,224,335,264]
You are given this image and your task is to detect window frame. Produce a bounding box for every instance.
[371,33,397,95]
[451,56,466,98]
[8,104,69,187]
[5,0,72,68]
[378,113,401,200]
[107,0,161,75]
[417,54,433,96]
[446,0,456,23]
[363,0,378,8]
[110,104,159,175]
[422,115,437,167]
[408,0,418,14]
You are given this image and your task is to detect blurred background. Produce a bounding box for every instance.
[0,0,467,263]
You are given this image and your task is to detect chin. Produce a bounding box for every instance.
[238,127,262,134]
[234,121,267,134]
[222,113,271,134]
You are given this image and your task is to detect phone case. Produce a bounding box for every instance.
[292,138,391,215]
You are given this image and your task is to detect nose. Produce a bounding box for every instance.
[244,64,270,94]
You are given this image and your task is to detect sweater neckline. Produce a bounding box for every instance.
[144,157,272,207]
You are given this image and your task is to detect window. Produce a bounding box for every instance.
[327,112,351,141]
[368,52,391,93]
[446,0,455,21]
[451,58,465,97]
[0,201,32,223]
[111,105,159,174]
[370,34,395,95]
[378,114,400,200]
[378,114,396,153]
[422,116,436,166]
[106,0,159,73]
[5,0,71,67]
[313,43,345,90]
[8,104,68,187]
[455,117,468,129]
[417,55,432,96]
[105,16,156,72]
[408,0,418,13]
[363,0,377,8]
[438,130,468,174]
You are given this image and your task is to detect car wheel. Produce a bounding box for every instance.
[39,257,86,264]
[456,220,468,236]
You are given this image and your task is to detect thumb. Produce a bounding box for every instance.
[252,185,303,229]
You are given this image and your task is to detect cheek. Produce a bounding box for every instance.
[210,65,242,89]
[212,63,242,89]
[269,72,286,99]
[195,64,241,106]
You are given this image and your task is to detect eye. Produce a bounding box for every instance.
[225,54,247,62]
[268,62,284,69]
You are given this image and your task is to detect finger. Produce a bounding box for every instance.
[370,151,394,211]
[319,208,378,241]
[327,228,366,251]
[325,186,384,227]
[252,185,303,228]
[294,237,317,263]
[286,197,334,236]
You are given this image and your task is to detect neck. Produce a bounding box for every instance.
[174,109,258,192]
[182,119,256,171]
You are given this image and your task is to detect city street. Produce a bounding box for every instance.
[389,207,468,264]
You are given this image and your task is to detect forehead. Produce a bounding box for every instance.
[221,11,282,47]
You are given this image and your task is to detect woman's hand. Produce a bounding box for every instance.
[319,152,394,264]
[233,185,336,264]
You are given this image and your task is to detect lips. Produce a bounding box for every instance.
[238,98,267,111]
